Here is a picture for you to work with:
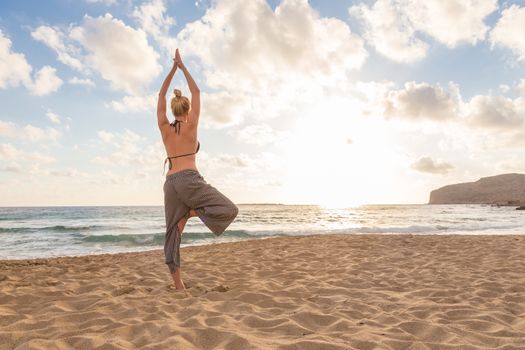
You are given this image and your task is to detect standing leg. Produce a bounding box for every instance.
[164,181,190,290]
[170,210,194,289]
[168,225,185,290]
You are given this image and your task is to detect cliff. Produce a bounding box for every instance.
[429,173,525,205]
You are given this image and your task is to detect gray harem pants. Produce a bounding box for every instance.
[163,169,239,273]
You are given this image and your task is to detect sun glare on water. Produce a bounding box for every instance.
[318,198,365,209]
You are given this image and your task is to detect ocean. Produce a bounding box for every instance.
[0,204,524,260]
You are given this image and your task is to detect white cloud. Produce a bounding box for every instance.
[69,14,161,94]
[350,0,497,62]
[47,167,83,177]
[97,130,115,142]
[490,5,525,61]
[31,25,84,70]
[506,131,525,148]
[519,79,525,96]
[233,124,288,146]
[378,79,525,138]
[466,95,523,129]
[349,0,428,63]
[32,15,162,95]
[411,156,454,174]
[0,120,61,141]
[28,66,63,96]
[0,143,54,163]
[0,143,18,159]
[109,93,156,113]
[196,150,286,195]
[69,77,95,87]
[100,5,168,115]
[132,0,176,54]
[215,153,251,168]
[180,0,366,81]
[377,80,525,154]
[499,84,510,93]
[177,0,367,126]
[46,111,60,124]
[133,0,174,37]
[0,30,32,89]
[200,91,247,127]
[516,79,525,112]
[1,30,62,95]
[0,164,22,173]
[23,124,61,142]
[0,120,16,137]
[92,129,163,168]
[383,81,461,120]
[404,0,497,48]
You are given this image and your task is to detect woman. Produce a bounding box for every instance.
[157,49,239,290]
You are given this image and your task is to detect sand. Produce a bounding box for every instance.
[1,234,525,349]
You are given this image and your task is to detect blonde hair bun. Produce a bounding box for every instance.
[171,89,190,116]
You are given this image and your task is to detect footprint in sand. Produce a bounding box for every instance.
[210,284,230,292]
[112,286,135,297]
[167,283,230,298]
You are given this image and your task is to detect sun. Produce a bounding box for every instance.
[277,95,406,207]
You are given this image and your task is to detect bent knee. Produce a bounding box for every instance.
[230,203,239,220]
[219,201,238,220]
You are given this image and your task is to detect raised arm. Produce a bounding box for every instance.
[175,49,200,122]
[157,56,177,131]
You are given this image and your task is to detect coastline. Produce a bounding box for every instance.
[1,234,525,349]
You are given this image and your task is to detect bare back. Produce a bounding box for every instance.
[160,112,199,175]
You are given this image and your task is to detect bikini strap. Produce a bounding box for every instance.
[170,119,181,134]
[167,151,197,160]
[163,140,200,175]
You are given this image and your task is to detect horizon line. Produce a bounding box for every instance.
[0,202,430,208]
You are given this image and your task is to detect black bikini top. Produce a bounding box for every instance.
[164,119,200,171]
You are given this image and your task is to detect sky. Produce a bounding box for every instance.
[1,0,525,207]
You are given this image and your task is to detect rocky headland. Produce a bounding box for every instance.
[429,173,525,205]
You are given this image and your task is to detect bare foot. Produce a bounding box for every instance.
[173,280,185,290]
[171,270,186,290]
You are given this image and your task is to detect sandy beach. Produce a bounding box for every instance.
[1,234,525,349]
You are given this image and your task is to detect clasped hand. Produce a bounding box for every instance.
[173,48,184,69]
